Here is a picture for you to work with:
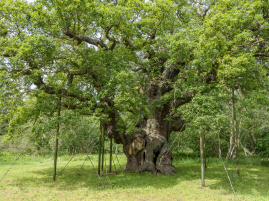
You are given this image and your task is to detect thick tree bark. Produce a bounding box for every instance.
[122,114,177,175]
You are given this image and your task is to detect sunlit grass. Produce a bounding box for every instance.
[0,153,268,201]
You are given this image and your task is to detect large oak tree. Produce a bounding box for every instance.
[0,0,268,175]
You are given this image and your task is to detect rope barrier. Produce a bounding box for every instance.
[80,141,97,169]
[115,152,122,171]
[0,121,38,183]
[59,155,75,175]
[0,149,25,184]
[86,155,95,169]
[218,133,238,200]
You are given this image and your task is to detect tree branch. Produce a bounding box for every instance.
[68,61,103,89]
[194,0,216,20]
[105,25,118,50]
[63,28,108,49]
[33,75,91,102]
[255,52,269,57]
[174,92,193,108]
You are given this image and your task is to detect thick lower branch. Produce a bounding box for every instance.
[63,29,108,49]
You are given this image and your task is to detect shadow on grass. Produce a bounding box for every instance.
[11,164,181,191]
[3,158,269,198]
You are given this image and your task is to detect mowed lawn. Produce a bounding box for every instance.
[0,153,268,201]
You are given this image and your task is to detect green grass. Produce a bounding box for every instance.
[0,152,268,201]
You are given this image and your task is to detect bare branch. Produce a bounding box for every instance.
[202,0,216,19]
[194,0,216,21]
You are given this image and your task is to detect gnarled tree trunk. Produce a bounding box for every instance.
[123,114,176,175]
